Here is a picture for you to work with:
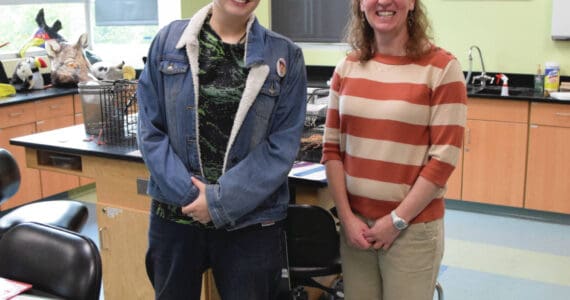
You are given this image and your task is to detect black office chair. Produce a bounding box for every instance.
[285,204,344,300]
[0,148,88,238]
[0,222,102,300]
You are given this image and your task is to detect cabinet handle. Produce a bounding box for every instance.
[99,226,110,251]
[49,104,61,110]
[554,112,570,117]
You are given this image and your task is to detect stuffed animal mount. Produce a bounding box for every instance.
[9,56,49,91]
[45,33,137,87]
[91,61,126,81]
[45,33,96,87]
[19,8,66,58]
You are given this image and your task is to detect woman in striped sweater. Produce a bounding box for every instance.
[321,0,467,299]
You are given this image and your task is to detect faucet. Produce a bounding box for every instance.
[466,45,493,91]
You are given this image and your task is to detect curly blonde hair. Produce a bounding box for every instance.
[344,0,433,62]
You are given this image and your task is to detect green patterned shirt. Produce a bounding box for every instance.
[198,18,248,183]
[152,16,248,227]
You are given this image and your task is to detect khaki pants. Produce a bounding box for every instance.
[339,218,444,300]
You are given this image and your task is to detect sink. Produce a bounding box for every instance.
[467,85,535,97]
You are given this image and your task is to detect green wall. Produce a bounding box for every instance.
[427,0,570,76]
[181,1,269,25]
[181,0,570,75]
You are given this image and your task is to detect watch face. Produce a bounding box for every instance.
[394,219,407,230]
[391,210,408,230]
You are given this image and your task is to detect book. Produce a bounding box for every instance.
[289,161,327,182]
[0,277,32,300]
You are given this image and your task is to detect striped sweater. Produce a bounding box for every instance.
[321,47,467,223]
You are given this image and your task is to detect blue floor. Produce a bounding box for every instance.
[436,208,570,300]
[71,188,570,300]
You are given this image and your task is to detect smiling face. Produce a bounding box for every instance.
[360,0,415,39]
[212,0,260,22]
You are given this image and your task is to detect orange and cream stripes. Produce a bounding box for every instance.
[321,48,467,223]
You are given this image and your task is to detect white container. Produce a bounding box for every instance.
[544,62,561,93]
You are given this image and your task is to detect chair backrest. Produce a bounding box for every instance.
[0,148,21,206]
[286,204,340,267]
[0,222,102,300]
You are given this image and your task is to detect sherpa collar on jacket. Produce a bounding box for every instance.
[173,3,270,174]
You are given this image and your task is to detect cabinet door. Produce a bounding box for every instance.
[526,125,570,213]
[36,115,80,197]
[462,119,527,207]
[0,124,41,209]
[97,205,154,300]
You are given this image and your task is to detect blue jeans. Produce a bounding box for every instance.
[145,213,285,300]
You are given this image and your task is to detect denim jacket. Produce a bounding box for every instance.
[137,4,307,230]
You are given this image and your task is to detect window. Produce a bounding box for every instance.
[0,0,179,69]
[95,0,158,26]
[270,0,350,43]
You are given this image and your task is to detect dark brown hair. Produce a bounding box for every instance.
[344,0,433,62]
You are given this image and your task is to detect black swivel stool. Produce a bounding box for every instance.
[0,148,88,238]
[286,204,344,299]
[0,222,102,300]
[0,200,88,237]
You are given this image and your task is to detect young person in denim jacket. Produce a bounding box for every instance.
[136,1,307,299]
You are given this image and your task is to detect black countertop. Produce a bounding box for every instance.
[307,65,570,104]
[10,124,329,187]
[8,126,325,198]
[466,85,570,104]
[10,125,142,163]
[0,87,77,107]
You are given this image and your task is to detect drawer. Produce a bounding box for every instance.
[530,102,570,127]
[36,115,75,133]
[0,102,36,128]
[35,95,74,120]
[467,97,529,123]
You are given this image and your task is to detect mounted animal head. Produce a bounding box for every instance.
[45,33,94,87]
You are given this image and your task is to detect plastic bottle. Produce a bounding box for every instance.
[544,61,560,96]
[500,74,509,96]
[534,64,544,95]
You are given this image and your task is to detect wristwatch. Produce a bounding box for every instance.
[390,210,409,231]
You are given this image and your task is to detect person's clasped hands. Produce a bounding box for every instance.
[181,177,212,224]
[344,213,402,251]
[362,215,402,251]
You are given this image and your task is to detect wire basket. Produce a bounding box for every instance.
[78,80,138,147]
[305,88,329,128]
[297,88,329,162]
